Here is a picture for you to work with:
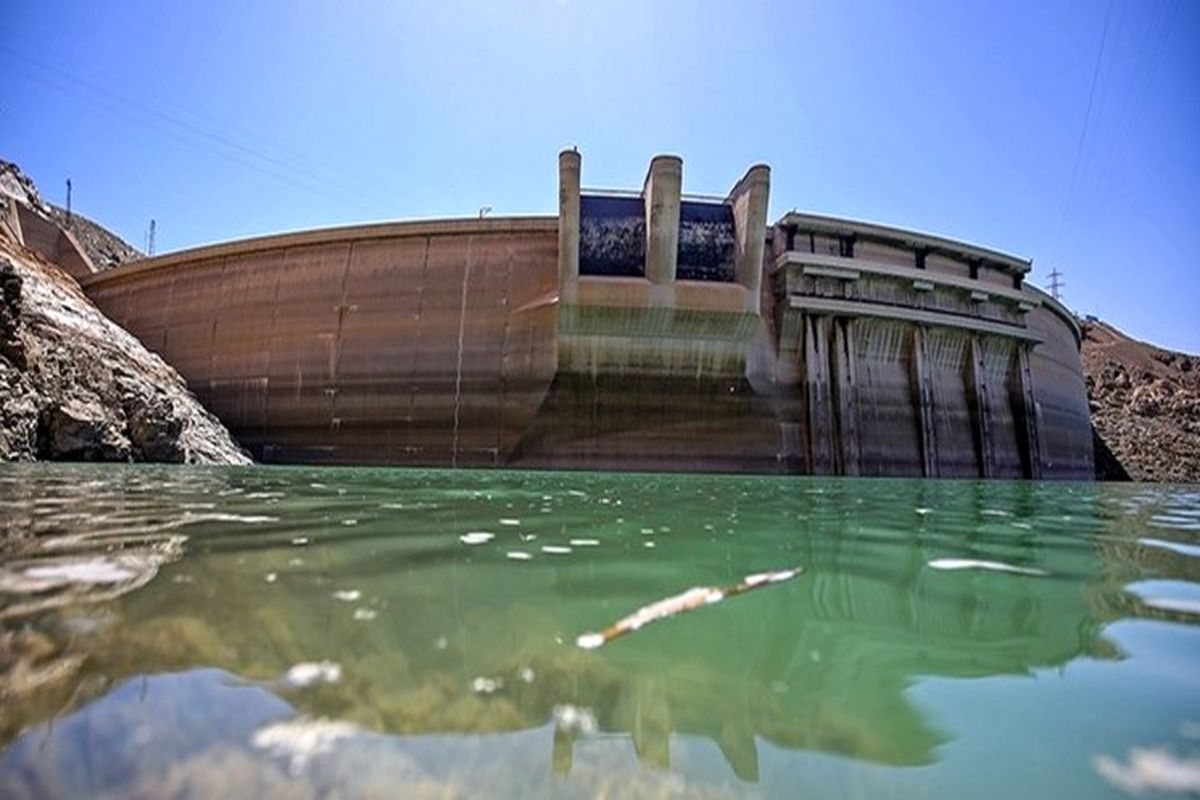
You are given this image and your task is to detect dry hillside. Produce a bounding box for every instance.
[1081,320,1200,482]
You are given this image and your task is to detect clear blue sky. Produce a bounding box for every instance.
[2,0,1197,351]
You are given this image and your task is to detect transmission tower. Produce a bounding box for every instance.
[1048,268,1064,301]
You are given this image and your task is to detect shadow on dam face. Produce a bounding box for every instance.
[78,152,1094,478]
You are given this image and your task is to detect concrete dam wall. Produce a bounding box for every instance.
[80,151,1093,478]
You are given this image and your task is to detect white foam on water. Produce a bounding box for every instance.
[459,531,495,545]
[927,558,1047,576]
[640,528,654,535]
[643,541,656,549]
[518,666,536,683]
[499,518,521,526]
[331,590,361,602]
[569,538,600,547]
[190,513,279,524]
[352,608,377,621]
[280,661,342,688]
[472,676,502,694]
[251,717,358,775]
[22,560,135,584]
[291,537,309,546]
[541,545,572,555]
[552,704,598,735]
[506,551,533,561]
[1094,748,1200,795]
[264,572,278,584]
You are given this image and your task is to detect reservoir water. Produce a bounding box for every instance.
[1,464,1197,798]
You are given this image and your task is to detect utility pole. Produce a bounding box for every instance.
[1048,268,1064,301]
[65,179,72,226]
[147,219,156,256]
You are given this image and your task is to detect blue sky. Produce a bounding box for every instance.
[2,0,1197,351]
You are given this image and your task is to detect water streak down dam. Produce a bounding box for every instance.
[80,151,1093,478]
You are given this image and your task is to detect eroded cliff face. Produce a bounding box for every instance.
[0,239,249,464]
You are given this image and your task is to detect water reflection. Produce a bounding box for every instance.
[0,465,1197,796]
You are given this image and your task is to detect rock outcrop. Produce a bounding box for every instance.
[1081,320,1200,483]
[0,239,249,464]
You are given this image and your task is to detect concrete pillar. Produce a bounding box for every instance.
[804,315,834,474]
[558,149,581,304]
[911,326,939,478]
[831,317,861,476]
[643,154,682,306]
[968,336,996,478]
[728,164,770,314]
[1016,344,1043,479]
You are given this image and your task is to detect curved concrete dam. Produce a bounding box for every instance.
[80,152,1093,478]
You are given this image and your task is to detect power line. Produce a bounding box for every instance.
[0,43,388,209]
[1091,0,1182,221]
[1053,0,1116,257]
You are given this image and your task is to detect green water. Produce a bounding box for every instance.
[0,465,1198,798]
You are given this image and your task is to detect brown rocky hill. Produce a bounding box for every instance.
[47,203,142,270]
[1081,320,1200,483]
[0,158,248,464]
[0,160,142,271]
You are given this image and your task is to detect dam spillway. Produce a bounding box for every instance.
[79,151,1093,478]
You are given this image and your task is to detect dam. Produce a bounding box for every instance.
[79,151,1093,478]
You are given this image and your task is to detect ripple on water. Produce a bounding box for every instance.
[927,558,1048,576]
[1138,537,1200,559]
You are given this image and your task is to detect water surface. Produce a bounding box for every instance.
[1,464,1198,798]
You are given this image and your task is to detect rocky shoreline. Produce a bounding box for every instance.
[0,240,248,464]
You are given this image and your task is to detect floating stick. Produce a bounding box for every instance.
[576,566,803,649]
